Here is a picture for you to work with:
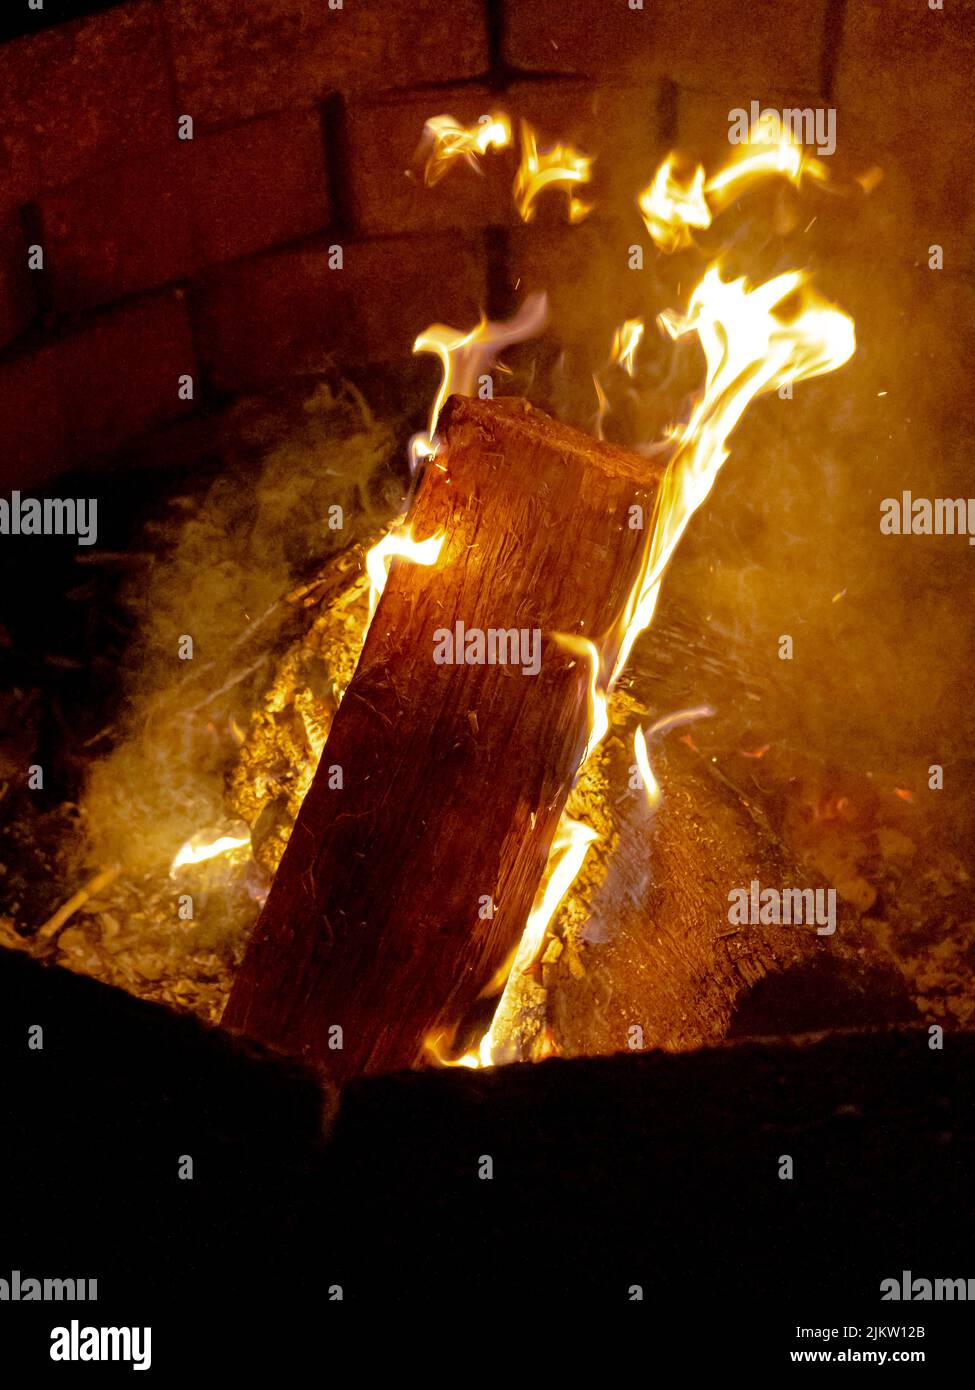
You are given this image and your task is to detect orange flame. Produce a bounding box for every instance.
[705,116,829,210]
[513,119,594,224]
[419,111,513,186]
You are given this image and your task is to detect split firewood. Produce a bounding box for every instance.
[484,707,913,1063]
[223,396,662,1079]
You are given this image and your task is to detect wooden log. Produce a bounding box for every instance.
[223,396,661,1079]
[541,731,911,1057]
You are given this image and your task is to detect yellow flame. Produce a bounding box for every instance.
[513,119,594,224]
[591,373,609,440]
[553,633,609,765]
[516,816,598,967]
[610,267,855,685]
[419,111,513,186]
[444,814,599,1069]
[633,725,660,807]
[459,268,853,1068]
[633,707,713,807]
[638,121,832,254]
[610,318,645,377]
[411,294,549,464]
[592,319,646,437]
[705,117,829,210]
[366,528,445,617]
[171,831,250,871]
[404,114,857,1075]
[424,1031,482,1069]
[638,156,710,252]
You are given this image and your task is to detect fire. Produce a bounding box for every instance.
[638,156,710,253]
[609,268,855,685]
[513,119,593,224]
[633,725,660,807]
[553,633,609,765]
[443,814,600,1069]
[366,528,444,617]
[638,119,832,253]
[419,112,513,186]
[181,102,861,1072]
[456,268,853,1068]
[705,117,829,210]
[171,829,250,871]
[610,318,645,377]
[635,707,715,807]
[392,106,861,1071]
[410,294,548,465]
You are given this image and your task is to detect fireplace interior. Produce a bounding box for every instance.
[1,0,974,1358]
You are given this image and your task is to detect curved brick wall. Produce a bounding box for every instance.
[0,0,973,488]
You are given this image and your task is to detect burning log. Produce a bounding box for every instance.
[223,396,661,1079]
[530,730,911,1059]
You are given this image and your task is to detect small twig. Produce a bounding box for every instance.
[82,726,115,749]
[37,866,120,941]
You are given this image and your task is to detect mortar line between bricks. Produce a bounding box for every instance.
[153,5,209,317]
[484,225,510,320]
[368,69,587,98]
[37,224,348,345]
[18,202,49,325]
[319,95,356,238]
[153,0,182,137]
[180,277,214,415]
[820,0,849,101]
[484,0,506,81]
[658,80,680,148]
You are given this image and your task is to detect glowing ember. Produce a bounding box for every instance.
[513,119,594,224]
[419,111,513,186]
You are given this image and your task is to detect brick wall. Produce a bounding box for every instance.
[0,0,973,488]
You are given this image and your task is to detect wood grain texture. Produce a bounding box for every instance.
[223,396,662,1078]
[545,735,910,1057]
